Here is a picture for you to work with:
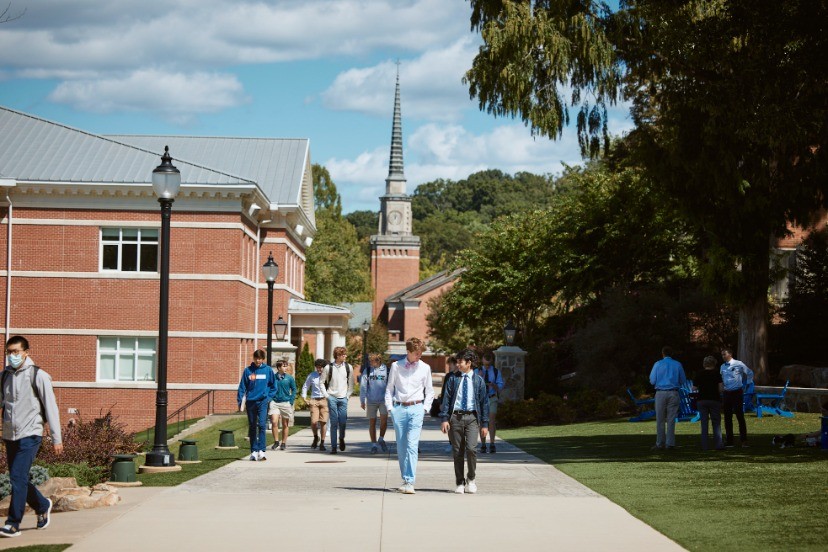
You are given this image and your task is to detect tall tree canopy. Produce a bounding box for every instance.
[305,166,372,304]
[465,0,828,381]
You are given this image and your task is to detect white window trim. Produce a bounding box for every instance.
[100,227,159,273]
[97,336,157,382]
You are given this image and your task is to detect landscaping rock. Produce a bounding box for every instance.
[0,476,120,515]
[778,365,828,387]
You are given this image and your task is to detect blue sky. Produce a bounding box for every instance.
[0,0,632,213]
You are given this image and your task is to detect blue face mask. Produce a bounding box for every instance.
[8,354,24,369]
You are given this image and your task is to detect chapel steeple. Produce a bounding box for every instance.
[386,66,406,194]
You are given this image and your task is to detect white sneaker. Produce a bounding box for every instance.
[454,484,465,494]
[467,480,477,494]
[402,483,416,494]
[258,451,267,461]
[249,452,257,461]
[397,481,408,493]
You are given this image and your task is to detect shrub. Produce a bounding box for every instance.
[39,462,107,487]
[0,465,49,501]
[37,411,142,470]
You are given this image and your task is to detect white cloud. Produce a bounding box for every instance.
[330,121,588,213]
[48,69,248,122]
[0,0,470,71]
[320,37,479,122]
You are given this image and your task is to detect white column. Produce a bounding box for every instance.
[315,330,325,359]
[331,329,346,350]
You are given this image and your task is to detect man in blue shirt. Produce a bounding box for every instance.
[649,346,687,449]
[720,348,754,447]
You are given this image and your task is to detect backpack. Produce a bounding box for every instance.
[325,362,351,388]
[480,366,500,397]
[1,365,45,417]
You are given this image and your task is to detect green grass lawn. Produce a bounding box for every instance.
[134,414,307,486]
[500,413,828,552]
[133,417,204,449]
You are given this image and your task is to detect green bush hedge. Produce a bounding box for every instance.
[497,390,625,428]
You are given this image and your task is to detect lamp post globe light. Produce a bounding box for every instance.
[504,320,517,346]
[144,146,181,470]
[274,315,288,341]
[262,252,279,366]
[361,320,371,373]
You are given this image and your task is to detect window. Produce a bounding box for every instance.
[98,337,156,382]
[101,228,158,272]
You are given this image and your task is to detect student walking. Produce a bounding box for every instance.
[302,359,330,451]
[1,336,63,538]
[268,361,296,451]
[359,353,389,454]
[440,348,489,494]
[237,349,276,461]
[322,347,354,454]
[384,337,434,494]
[475,352,504,453]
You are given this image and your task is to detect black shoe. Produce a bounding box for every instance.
[330,448,338,454]
[37,498,52,530]
[311,436,319,449]
[339,439,346,451]
[0,525,20,538]
[270,442,280,451]
[490,444,497,453]
[480,443,487,453]
[319,443,326,451]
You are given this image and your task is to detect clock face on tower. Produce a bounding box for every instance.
[388,209,403,227]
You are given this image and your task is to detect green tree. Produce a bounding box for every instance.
[305,165,372,304]
[304,210,373,304]
[465,1,828,382]
[312,164,342,217]
[296,342,315,391]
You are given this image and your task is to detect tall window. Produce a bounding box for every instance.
[98,337,156,382]
[101,228,158,272]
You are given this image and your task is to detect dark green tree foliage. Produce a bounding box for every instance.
[345,210,379,243]
[776,227,828,365]
[465,1,828,382]
[296,342,315,390]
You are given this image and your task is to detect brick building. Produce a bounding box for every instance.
[0,106,349,432]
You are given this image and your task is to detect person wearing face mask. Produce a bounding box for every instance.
[1,336,63,538]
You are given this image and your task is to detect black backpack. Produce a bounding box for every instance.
[325,362,351,387]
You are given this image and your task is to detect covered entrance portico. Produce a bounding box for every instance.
[287,298,351,362]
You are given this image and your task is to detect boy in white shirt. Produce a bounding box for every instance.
[301,359,330,451]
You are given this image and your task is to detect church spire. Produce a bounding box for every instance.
[386,62,406,194]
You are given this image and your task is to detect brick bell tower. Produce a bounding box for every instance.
[370,67,420,331]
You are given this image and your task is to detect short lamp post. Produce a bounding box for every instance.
[145,146,180,469]
[361,320,371,373]
[262,253,279,366]
[274,315,288,341]
[504,320,517,346]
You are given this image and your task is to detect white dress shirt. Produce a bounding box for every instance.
[384,358,435,413]
[301,371,329,399]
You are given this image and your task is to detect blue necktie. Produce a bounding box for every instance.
[460,375,469,411]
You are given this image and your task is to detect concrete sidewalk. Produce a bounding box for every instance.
[3,398,684,551]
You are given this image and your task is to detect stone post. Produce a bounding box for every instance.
[494,345,526,401]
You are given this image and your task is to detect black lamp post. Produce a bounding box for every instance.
[145,146,180,468]
[361,320,370,373]
[262,252,279,366]
[274,315,288,341]
[504,320,517,346]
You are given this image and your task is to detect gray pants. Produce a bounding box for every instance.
[697,399,723,450]
[448,412,479,485]
[654,390,680,447]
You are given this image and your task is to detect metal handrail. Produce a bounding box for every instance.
[167,389,215,439]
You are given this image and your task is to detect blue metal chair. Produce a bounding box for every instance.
[756,380,794,418]
[627,388,656,422]
[677,381,700,422]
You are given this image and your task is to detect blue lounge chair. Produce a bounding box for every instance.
[627,388,656,422]
[756,380,794,418]
[677,381,699,422]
